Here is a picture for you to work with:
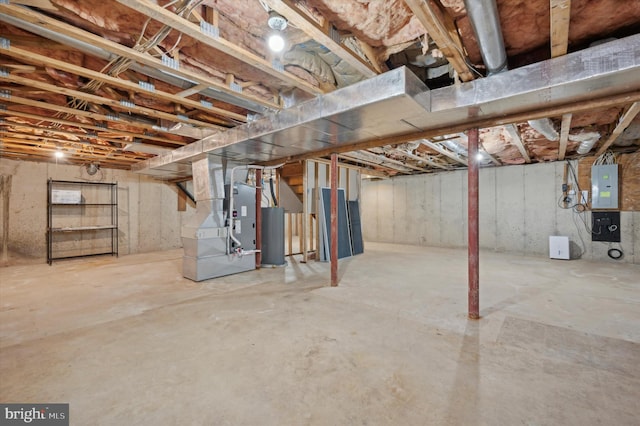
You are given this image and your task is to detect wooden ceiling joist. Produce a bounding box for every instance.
[114,0,323,95]
[338,153,406,174]
[2,139,141,165]
[550,0,571,58]
[403,0,475,82]
[0,109,188,145]
[5,96,191,140]
[262,0,378,77]
[594,102,640,156]
[420,139,468,166]
[365,149,433,172]
[505,124,532,163]
[1,123,179,149]
[4,74,224,130]
[1,45,247,124]
[0,3,280,111]
[558,113,572,160]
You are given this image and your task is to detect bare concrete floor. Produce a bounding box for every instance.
[1,243,639,425]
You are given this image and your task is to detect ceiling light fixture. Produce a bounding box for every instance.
[267,10,288,31]
[86,163,99,175]
[267,10,287,53]
[267,33,286,52]
[54,149,64,159]
[476,152,484,161]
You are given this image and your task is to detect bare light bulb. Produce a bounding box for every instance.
[268,33,285,52]
[55,150,64,159]
[476,152,484,161]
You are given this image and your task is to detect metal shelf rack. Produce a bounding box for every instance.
[47,179,118,264]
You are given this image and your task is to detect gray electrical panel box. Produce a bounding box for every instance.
[591,164,619,209]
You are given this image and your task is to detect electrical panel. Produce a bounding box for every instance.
[592,211,621,242]
[591,164,619,209]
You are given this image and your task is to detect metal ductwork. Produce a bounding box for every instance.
[463,0,508,74]
[570,131,601,155]
[133,35,640,179]
[528,118,560,141]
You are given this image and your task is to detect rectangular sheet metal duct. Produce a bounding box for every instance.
[133,35,640,179]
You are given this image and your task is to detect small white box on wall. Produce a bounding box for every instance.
[549,236,570,260]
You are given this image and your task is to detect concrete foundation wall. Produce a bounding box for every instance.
[362,161,640,264]
[0,158,195,265]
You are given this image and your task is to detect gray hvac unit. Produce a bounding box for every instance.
[261,207,286,266]
[182,157,257,281]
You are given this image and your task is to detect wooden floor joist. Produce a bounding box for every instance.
[5,96,193,142]
[0,109,188,145]
[4,74,224,130]
[2,45,247,124]
[0,3,280,111]
[114,0,323,95]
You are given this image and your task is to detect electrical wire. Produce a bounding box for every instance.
[593,151,616,166]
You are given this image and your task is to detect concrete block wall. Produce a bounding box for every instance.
[0,158,195,265]
[362,161,639,264]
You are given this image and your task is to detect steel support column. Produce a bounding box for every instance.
[255,169,262,268]
[468,127,480,319]
[330,153,338,287]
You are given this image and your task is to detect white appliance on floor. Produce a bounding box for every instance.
[549,236,570,260]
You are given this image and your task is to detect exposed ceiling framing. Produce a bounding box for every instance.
[1,0,638,177]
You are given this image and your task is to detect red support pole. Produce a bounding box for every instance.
[330,153,338,287]
[468,127,480,319]
[255,169,262,269]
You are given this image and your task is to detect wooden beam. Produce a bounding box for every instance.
[309,157,389,178]
[390,148,451,170]
[2,45,244,124]
[175,83,209,98]
[505,124,532,163]
[114,0,323,95]
[10,0,56,11]
[0,109,185,145]
[550,0,571,57]
[421,140,468,166]
[0,4,279,110]
[2,123,180,149]
[404,0,475,82]
[594,102,640,156]
[365,149,434,172]
[558,113,572,160]
[262,0,378,77]
[1,138,141,165]
[5,95,192,140]
[4,74,222,130]
[338,150,411,174]
[357,39,387,74]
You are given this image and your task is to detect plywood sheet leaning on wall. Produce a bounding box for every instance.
[578,152,640,211]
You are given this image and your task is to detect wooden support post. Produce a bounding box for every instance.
[330,153,338,287]
[255,169,262,268]
[468,128,480,320]
[288,212,293,256]
[297,213,303,257]
[177,190,187,211]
